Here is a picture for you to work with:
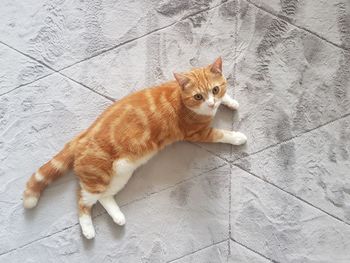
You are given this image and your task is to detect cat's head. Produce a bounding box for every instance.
[174,57,227,116]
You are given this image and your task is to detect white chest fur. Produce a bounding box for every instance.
[103,152,156,196]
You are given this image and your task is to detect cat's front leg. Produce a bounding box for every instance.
[222,94,239,110]
[217,129,247,145]
[186,128,247,145]
[99,196,126,225]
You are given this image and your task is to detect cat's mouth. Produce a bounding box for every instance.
[205,103,220,115]
[213,102,221,108]
[208,101,221,110]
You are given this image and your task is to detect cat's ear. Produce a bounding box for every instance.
[174,72,190,89]
[210,57,222,74]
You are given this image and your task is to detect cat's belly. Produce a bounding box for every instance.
[103,152,156,196]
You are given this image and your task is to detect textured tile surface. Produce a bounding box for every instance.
[231,166,350,263]
[171,241,229,263]
[232,0,350,161]
[0,43,52,95]
[229,241,270,263]
[1,0,350,262]
[235,115,350,224]
[248,0,350,49]
[0,0,223,70]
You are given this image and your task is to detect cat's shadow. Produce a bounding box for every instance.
[104,214,126,239]
[82,236,95,249]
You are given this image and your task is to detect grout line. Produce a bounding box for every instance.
[190,142,232,163]
[0,208,107,257]
[233,163,350,227]
[230,237,278,263]
[167,239,229,262]
[191,112,350,168]
[0,222,77,257]
[228,1,240,258]
[228,164,233,259]
[0,40,115,102]
[56,23,178,72]
[244,0,350,52]
[0,161,227,257]
[0,41,57,72]
[120,162,228,208]
[225,239,230,263]
[58,72,115,102]
[232,112,350,163]
[0,71,55,96]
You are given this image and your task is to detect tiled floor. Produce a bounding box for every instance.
[0,0,350,262]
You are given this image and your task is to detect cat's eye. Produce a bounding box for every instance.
[212,86,220,95]
[194,94,203,100]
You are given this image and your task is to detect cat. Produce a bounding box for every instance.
[23,57,247,239]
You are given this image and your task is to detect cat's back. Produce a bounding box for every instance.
[117,80,180,109]
[75,81,183,153]
[109,81,182,120]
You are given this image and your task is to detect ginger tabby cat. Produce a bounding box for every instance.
[23,57,247,239]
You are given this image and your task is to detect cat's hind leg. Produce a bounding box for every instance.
[75,154,113,238]
[97,158,138,225]
[99,196,125,225]
[78,188,100,239]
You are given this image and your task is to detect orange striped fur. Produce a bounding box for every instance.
[23,57,247,239]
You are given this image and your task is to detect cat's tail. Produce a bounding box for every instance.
[23,142,75,209]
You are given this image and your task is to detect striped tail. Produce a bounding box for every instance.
[23,143,75,209]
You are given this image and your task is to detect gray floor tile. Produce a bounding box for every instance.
[231,0,350,160]
[231,166,350,263]
[247,0,350,50]
[234,114,350,224]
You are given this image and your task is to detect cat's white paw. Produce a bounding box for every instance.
[82,226,96,239]
[220,131,247,145]
[79,215,96,239]
[227,99,239,110]
[113,212,126,226]
[230,132,247,145]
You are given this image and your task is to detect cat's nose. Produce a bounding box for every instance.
[208,102,215,108]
